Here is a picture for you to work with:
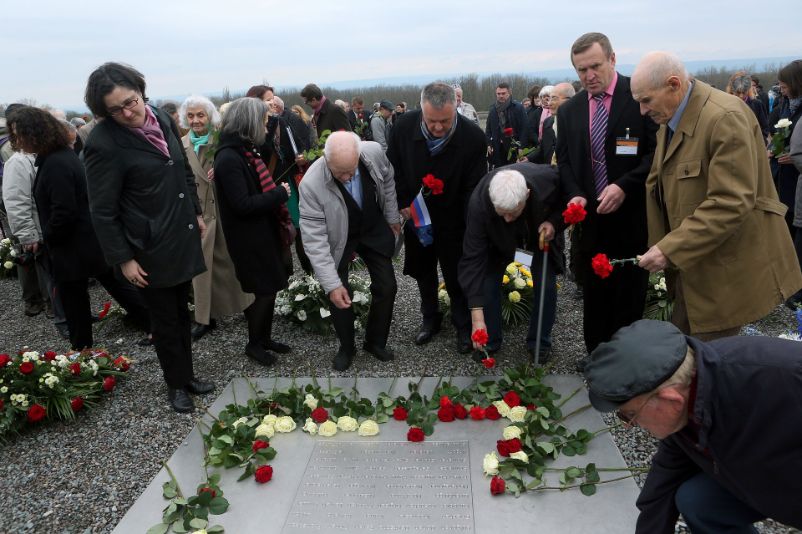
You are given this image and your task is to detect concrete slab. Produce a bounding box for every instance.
[114,376,641,534]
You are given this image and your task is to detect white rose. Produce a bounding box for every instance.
[319,307,331,318]
[492,400,511,417]
[337,415,358,432]
[274,416,297,433]
[0,386,7,394]
[510,450,529,463]
[514,277,526,289]
[358,419,380,437]
[255,423,275,439]
[232,417,248,429]
[502,425,523,440]
[3,261,13,270]
[318,420,338,437]
[303,394,318,410]
[303,418,318,435]
[262,414,278,426]
[776,118,793,129]
[507,406,527,423]
[296,310,307,321]
[483,452,499,476]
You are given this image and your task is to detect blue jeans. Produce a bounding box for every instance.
[675,472,764,533]
[483,248,557,351]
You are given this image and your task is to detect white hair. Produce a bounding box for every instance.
[634,51,689,90]
[489,170,528,211]
[323,131,361,162]
[539,85,554,98]
[179,95,221,129]
[271,95,285,113]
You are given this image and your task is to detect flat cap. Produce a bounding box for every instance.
[584,320,687,412]
[379,100,394,111]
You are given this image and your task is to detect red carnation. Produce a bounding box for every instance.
[422,174,445,195]
[490,475,506,495]
[485,405,501,420]
[27,403,46,423]
[454,403,468,419]
[0,353,10,367]
[113,356,130,372]
[19,361,34,374]
[506,438,523,454]
[471,329,489,347]
[198,486,217,498]
[437,405,456,423]
[70,362,81,376]
[254,465,273,484]
[407,426,425,442]
[393,405,409,421]
[591,253,614,279]
[469,406,486,420]
[482,357,496,369]
[44,351,57,362]
[562,202,587,225]
[503,391,521,408]
[98,301,112,320]
[252,440,270,453]
[497,440,511,457]
[102,376,116,392]
[502,127,514,137]
[439,396,452,408]
[311,406,329,424]
[71,397,84,412]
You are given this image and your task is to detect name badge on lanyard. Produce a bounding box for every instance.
[616,127,638,156]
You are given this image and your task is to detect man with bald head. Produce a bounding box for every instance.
[524,82,575,165]
[632,51,802,339]
[299,132,401,370]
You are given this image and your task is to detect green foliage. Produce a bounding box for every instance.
[150,466,228,534]
[0,238,17,279]
[643,271,673,321]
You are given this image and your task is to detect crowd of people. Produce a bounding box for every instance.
[1,30,801,533]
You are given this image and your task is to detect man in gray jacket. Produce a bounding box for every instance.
[300,132,401,371]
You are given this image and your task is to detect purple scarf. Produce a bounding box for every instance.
[128,106,170,158]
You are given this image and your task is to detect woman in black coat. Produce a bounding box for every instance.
[83,62,213,413]
[7,107,150,351]
[213,97,292,366]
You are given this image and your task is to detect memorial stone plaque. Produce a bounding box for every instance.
[282,441,475,533]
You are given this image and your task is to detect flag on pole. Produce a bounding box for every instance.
[408,190,433,246]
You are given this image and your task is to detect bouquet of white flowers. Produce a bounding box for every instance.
[276,273,372,334]
[0,238,18,279]
[644,271,672,321]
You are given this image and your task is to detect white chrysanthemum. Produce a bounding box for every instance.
[778,333,802,341]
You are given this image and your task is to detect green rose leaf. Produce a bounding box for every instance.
[536,441,555,454]
[207,526,225,534]
[189,517,208,529]
[162,482,177,499]
[566,467,582,479]
[209,496,229,515]
[218,434,234,445]
[146,523,169,534]
[580,483,597,496]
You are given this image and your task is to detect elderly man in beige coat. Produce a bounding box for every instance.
[634,52,802,339]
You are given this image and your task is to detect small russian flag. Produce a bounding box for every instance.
[408,190,433,246]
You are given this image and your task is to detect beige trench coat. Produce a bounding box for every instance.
[183,135,254,324]
[645,81,802,333]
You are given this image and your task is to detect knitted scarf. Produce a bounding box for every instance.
[243,146,293,245]
[420,113,458,156]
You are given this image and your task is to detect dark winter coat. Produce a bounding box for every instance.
[527,115,556,165]
[313,98,352,136]
[485,100,528,167]
[213,134,290,295]
[84,106,205,288]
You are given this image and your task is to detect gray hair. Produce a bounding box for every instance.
[420,82,457,109]
[70,117,86,128]
[323,131,361,162]
[271,95,285,113]
[539,85,554,98]
[730,74,752,96]
[179,95,221,129]
[59,119,77,134]
[634,51,689,90]
[219,97,267,146]
[489,170,528,211]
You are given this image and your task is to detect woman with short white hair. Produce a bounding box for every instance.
[538,85,554,141]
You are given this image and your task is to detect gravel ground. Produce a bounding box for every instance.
[0,258,798,533]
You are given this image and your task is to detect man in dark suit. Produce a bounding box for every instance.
[300,83,352,137]
[486,82,528,169]
[347,96,372,140]
[556,32,657,357]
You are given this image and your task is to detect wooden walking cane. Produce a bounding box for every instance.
[533,229,549,366]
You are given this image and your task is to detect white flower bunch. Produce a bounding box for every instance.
[10,393,29,406]
[43,373,59,389]
[775,118,793,129]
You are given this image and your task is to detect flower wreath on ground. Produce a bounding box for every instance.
[0,348,131,441]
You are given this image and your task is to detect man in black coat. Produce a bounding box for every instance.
[556,32,657,357]
[485,82,528,169]
[388,82,487,353]
[585,320,802,534]
[300,83,352,137]
[347,96,373,140]
[459,163,564,361]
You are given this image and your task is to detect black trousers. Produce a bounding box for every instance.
[140,281,194,388]
[330,243,396,351]
[57,268,151,351]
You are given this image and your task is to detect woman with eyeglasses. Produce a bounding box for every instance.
[83,62,213,413]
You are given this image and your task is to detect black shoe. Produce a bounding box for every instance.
[245,342,277,366]
[263,339,291,354]
[414,313,443,345]
[363,343,394,362]
[185,379,214,395]
[527,347,552,365]
[24,302,44,317]
[168,388,195,413]
[333,346,354,371]
[191,320,216,341]
[457,332,472,354]
[575,355,590,373]
[55,323,70,340]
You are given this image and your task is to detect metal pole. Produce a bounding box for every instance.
[534,230,549,366]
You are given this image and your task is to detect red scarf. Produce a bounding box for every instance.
[243,148,294,245]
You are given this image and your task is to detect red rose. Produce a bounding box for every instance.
[526,403,536,410]
[407,427,425,442]
[485,405,501,420]
[392,405,408,421]
[471,329,489,347]
[44,351,57,362]
[439,396,452,408]
[311,406,329,424]
[19,361,34,374]
[198,486,217,498]
[0,399,4,410]
[490,475,506,495]
[27,403,46,423]
[437,405,456,423]
[591,253,614,279]
[497,440,510,457]
[454,403,468,419]
[0,353,10,367]
[482,357,496,369]
[254,465,273,484]
[102,376,116,392]
[252,440,270,453]
[71,397,84,412]
[562,202,587,225]
[505,438,523,454]
[98,301,112,320]
[113,356,130,372]
[503,391,521,408]
[70,362,81,376]
[422,174,445,195]
[469,406,485,420]
[502,127,514,137]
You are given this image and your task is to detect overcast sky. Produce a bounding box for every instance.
[2,0,799,110]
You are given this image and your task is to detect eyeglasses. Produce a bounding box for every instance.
[107,97,139,116]
[616,392,656,428]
